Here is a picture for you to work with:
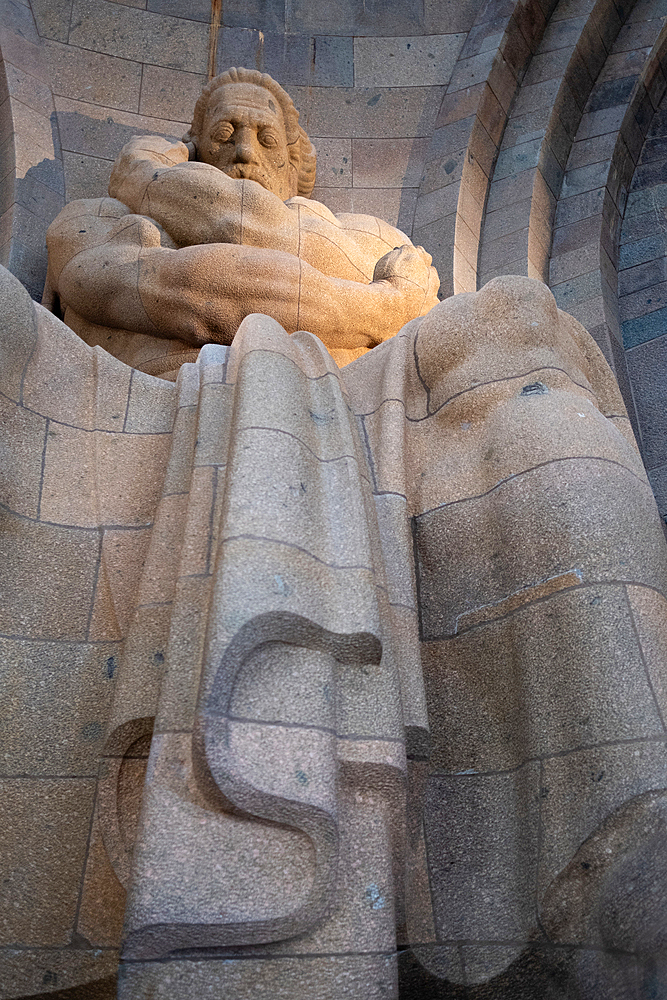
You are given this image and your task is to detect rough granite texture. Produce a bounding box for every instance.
[3,255,667,997]
[2,13,667,1000]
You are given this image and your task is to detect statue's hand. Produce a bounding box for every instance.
[372,244,440,319]
[109,135,190,212]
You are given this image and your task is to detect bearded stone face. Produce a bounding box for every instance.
[195,81,294,199]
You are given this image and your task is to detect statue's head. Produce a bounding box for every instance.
[184,68,317,200]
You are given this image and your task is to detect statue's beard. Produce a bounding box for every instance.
[223,163,274,189]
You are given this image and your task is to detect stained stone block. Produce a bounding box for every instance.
[5,239,48,302]
[0,133,14,185]
[0,948,118,999]
[0,638,119,775]
[259,31,313,87]
[13,171,63,228]
[229,642,335,728]
[0,393,46,519]
[76,806,126,947]
[587,74,635,112]
[0,509,99,640]
[30,0,72,41]
[648,462,667,519]
[414,459,666,640]
[223,32,355,89]
[313,136,352,188]
[552,275,608,333]
[44,38,143,112]
[626,584,667,719]
[40,425,172,528]
[246,778,401,957]
[220,0,286,32]
[153,575,211,733]
[123,731,319,954]
[622,305,667,349]
[425,0,481,33]
[119,954,399,999]
[626,332,667,469]
[352,137,430,189]
[413,182,459,228]
[0,249,38,400]
[147,0,210,20]
[310,35,355,87]
[288,0,424,36]
[424,763,540,954]
[216,25,262,71]
[178,466,216,577]
[68,0,208,72]
[290,85,443,139]
[138,64,206,122]
[539,740,667,895]
[421,584,664,773]
[62,150,113,202]
[5,63,54,121]
[335,655,404,741]
[8,202,52,261]
[88,526,152,640]
[54,96,187,162]
[354,34,466,89]
[420,146,465,196]
[123,368,176,433]
[0,777,95,945]
[21,305,96,426]
[314,185,417,231]
[202,537,379,678]
[105,601,172,732]
[373,493,417,609]
[191,382,233,468]
[92,347,134,432]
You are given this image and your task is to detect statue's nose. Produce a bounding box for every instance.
[235,129,258,163]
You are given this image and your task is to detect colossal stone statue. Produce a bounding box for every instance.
[44,67,438,375]
[2,68,667,1000]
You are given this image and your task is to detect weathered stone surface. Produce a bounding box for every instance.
[5,254,667,998]
[3,23,667,996]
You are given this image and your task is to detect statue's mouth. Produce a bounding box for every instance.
[223,164,270,187]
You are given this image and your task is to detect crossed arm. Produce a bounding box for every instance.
[47,136,439,354]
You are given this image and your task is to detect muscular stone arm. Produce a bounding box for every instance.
[48,199,436,352]
[108,137,436,286]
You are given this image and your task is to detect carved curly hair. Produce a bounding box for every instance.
[184,67,317,198]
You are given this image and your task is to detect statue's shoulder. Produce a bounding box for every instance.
[284,195,340,226]
[284,195,410,247]
[49,197,132,230]
[46,197,136,290]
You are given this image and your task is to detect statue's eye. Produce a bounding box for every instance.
[211,123,234,144]
[259,129,278,148]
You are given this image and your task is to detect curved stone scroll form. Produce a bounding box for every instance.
[193,612,382,946]
[119,314,415,961]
